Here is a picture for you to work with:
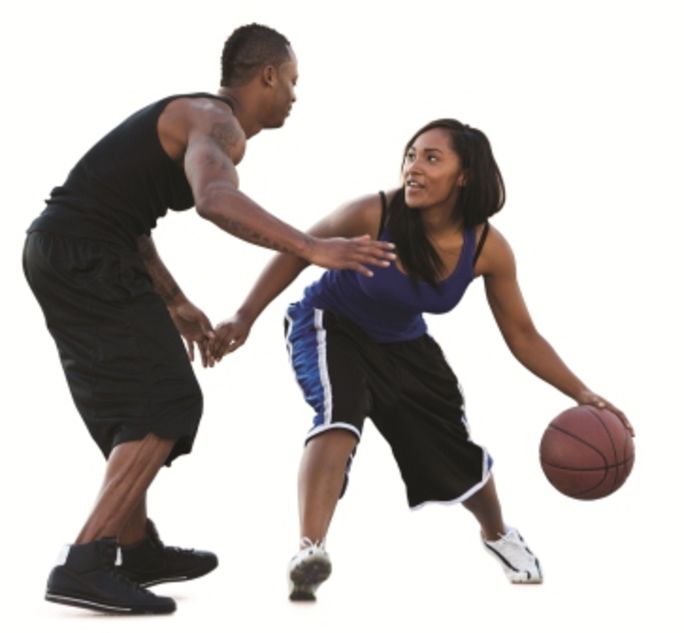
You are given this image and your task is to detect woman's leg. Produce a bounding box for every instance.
[463,475,543,583]
[462,476,506,541]
[288,428,358,601]
[298,429,359,543]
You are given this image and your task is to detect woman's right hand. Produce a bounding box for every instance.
[209,311,254,361]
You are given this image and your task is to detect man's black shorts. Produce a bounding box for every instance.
[23,231,202,465]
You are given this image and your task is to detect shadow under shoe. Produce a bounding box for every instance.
[119,519,218,588]
[45,538,176,615]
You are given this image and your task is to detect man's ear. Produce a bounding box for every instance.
[261,64,277,87]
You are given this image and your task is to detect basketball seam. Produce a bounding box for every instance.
[544,422,610,496]
[546,424,608,466]
[585,406,620,494]
[540,456,634,472]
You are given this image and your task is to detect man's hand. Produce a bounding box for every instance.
[305,234,396,277]
[168,300,216,367]
[209,312,253,361]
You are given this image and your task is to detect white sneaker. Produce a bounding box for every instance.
[482,527,543,584]
[288,538,332,601]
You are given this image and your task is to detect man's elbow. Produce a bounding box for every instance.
[194,183,238,221]
[194,189,222,221]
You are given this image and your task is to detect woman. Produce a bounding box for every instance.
[210,119,633,598]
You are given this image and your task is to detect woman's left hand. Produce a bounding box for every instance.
[575,389,634,437]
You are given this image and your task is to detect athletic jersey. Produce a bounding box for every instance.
[300,193,486,343]
[27,92,235,248]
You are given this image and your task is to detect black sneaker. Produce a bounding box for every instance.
[45,538,176,615]
[119,519,218,588]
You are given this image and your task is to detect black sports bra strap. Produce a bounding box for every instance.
[378,191,389,238]
[473,222,490,265]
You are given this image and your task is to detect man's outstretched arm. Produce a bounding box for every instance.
[183,109,395,276]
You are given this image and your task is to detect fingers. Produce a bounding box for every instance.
[185,338,195,362]
[610,407,635,437]
[209,326,233,358]
[206,324,249,361]
[354,263,374,278]
[337,238,395,277]
[198,339,215,368]
[198,312,215,340]
[352,235,397,265]
[587,395,635,438]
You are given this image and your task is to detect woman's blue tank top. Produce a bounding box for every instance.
[300,198,478,343]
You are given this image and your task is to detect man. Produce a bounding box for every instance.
[23,23,395,615]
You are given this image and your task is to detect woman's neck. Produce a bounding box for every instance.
[420,204,462,238]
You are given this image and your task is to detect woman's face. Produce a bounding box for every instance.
[403,128,466,210]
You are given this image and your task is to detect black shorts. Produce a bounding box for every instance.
[23,231,202,465]
[285,302,492,508]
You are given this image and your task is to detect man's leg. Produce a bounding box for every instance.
[46,433,177,614]
[76,434,173,544]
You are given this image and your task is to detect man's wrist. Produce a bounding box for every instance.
[297,235,319,262]
[166,291,189,311]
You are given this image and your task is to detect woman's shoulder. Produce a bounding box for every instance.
[473,222,515,277]
[309,190,393,239]
[341,188,401,236]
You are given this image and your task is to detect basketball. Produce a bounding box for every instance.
[539,405,635,500]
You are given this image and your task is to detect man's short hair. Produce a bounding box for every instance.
[221,24,291,87]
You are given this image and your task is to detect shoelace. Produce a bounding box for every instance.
[101,543,154,594]
[148,531,196,556]
[300,537,326,551]
[498,529,519,545]
[493,529,534,558]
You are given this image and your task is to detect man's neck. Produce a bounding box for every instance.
[217,86,263,138]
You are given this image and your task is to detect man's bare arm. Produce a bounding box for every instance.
[137,234,184,305]
[183,109,395,275]
[137,234,215,366]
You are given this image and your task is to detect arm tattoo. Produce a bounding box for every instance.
[137,236,182,304]
[210,121,242,155]
[220,218,315,256]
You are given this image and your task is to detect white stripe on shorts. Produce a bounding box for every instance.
[314,309,333,427]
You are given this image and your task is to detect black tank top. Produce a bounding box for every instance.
[28,92,235,248]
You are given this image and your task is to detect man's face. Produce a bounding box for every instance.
[266,47,298,128]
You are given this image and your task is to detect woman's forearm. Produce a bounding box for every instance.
[237,252,310,324]
[506,329,589,401]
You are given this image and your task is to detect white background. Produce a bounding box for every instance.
[2,0,682,630]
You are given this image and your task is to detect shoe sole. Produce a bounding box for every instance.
[289,558,332,601]
[45,591,176,615]
[133,558,219,588]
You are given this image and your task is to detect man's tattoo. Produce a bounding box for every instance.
[210,121,241,155]
[222,217,297,255]
[137,236,182,304]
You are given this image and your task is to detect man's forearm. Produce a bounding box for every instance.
[195,185,316,258]
[137,235,185,306]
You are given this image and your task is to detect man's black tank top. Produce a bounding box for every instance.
[28,92,235,248]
